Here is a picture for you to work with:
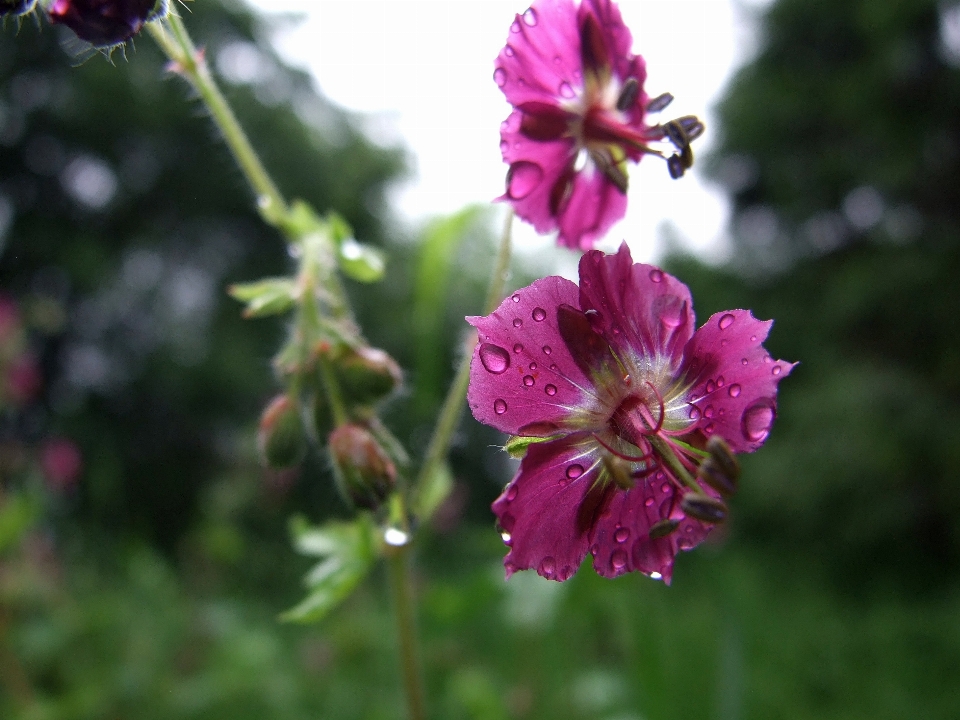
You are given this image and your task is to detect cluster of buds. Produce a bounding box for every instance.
[1,0,168,48]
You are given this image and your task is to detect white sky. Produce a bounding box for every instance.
[244,0,771,266]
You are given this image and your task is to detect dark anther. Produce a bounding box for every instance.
[680,144,694,170]
[616,78,641,111]
[649,518,681,539]
[646,92,674,113]
[667,154,685,179]
[591,150,629,193]
[680,493,727,524]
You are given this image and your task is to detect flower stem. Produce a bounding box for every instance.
[387,544,426,720]
[146,14,289,226]
[414,209,514,497]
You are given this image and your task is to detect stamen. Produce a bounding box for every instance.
[616,77,641,111]
[593,433,654,463]
[646,92,674,113]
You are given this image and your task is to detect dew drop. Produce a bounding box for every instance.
[649,268,664,283]
[510,19,521,33]
[494,399,508,415]
[513,318,523,328]
[704,406,714,419]
[655,295,685,328]
[717,376,725,387]
[506,161,543,199]
[505,45,515,57]
[611,550,627,570]
[499,139,508,154]
[728,384,742,397]
[705,422,715,434]
[688,406,701,420]
[742,400,775,442]
[529,361,537,370]
[750,335,757,342]
[513,343,523,353]
[549,364,558,371]
[540,556,556,576]
[506,485,518,501]
[584,308,604,330]
[566,464,584,479]
[478,343,510,374]
[511,294,520,303]
[644,498,654,507]
[542,345,552,355]
[741,358,749,366]
[559,81,575,98]
[772,365,782,376]
[532,307,547,322]
[493,67,507,87]
[522,7,538,25]
[706,380,716,393]
[545,384,557,396]
[590,543,600,556]
[614,527,630,543]
[719,313,735,330]
[661,482,670,493]
[649,571,663,580]
[522,375,535,387]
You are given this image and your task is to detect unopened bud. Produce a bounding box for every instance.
[329,424,396,510]
[47,0,166,47]
[334,346,402,407]
[257,394,307,469]
[680,493,727,524]
[649,518,680,539]
[697,436,740,496]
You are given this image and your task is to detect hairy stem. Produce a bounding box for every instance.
[387,545,426,720]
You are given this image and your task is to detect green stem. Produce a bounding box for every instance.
[414,210,514,495]
[147,14,288,225]
[387,545,426,720]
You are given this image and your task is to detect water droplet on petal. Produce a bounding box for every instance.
[644,498,654,507]
[773,365,782,376]
[611,549,627,570]
[728,384,741,397]
[478,343,510,374]
[649,268,664,283]
[688,406,701,420]
[719,313,735,330]
[649,571,663,580]
[545,384,557,396]
[741,358,748,366]
[506,485,518,501]
[494,399,508,415]
[655,294,685,328]
[522,375,535,387]
[559,81,575,98]
[505,45,515,57]
[513,318,523,328]
[566,464,584,479]
[506,161,543,199]
[717,376,725,387]
[705,406,714,419]
[511,294,520,303]
[614,527,629,543]
[590,543,599,555]
[540,556,556,576]
[751,335,758,342]
[523,7,538,25]
[510,19,521,33]
[542,345,552,355]
[513,343,523,353]
[705,422,715,434]
[532,307,546,322]
[706,380,716,393]
[493,67,507,87]
[529,361,537,370]
[742,399,775,442]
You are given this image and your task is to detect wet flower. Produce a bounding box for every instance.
[494,0,703,249]
[46,0,164,48]
[468,244,794,582]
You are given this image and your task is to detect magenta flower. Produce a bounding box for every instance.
[495,0,703,250]
[47,0,162,47]
[468,244,794,583]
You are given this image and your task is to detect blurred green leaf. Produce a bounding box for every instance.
[413,459,453,522]
[0,491,40,554]
[281,514,378,624]
[337,239,386,283]
[228,278,298,318]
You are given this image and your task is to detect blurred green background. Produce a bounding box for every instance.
[1,0,959,718]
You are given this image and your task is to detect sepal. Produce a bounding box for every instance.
[228,278,298,318]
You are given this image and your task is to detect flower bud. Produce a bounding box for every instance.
[334,346,402,407]
[1,0,36,17]
[46,0,164,48]
[680,493,727,524]
[328,424,396,510]
[696,436,740,496]
[257,394,307,469]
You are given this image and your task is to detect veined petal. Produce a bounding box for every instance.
[682,310,796,453]
[589,471,714,584]
[492,433,602,581]
[468,276,597,436]
[555,164,629,249]
[577,244,695,365]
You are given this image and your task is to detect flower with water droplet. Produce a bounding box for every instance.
[467,244,794,582]
[494,0,704,250]
[46,0,166,48]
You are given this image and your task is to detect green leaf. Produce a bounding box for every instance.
[228,278,299,318]
[279,199,327,240]
[280,514,378,624]
[338,239,386,283]
[0,492,40,554]
[413,460,453,522]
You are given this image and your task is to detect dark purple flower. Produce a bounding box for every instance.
[47,0,162,47]
[468,244,794,582]
[494,0,703,249]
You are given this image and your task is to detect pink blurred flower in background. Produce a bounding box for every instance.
[40,437,83,493]
[468,244,794,582]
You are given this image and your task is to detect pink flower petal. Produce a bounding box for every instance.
[468,276,596,435]
[556,166,628,249]
[682,310,796,453]
[492,433,601,581]
[589,473,714,584]
[577,245,695,365]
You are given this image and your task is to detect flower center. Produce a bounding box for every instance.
[608,383,665,449]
